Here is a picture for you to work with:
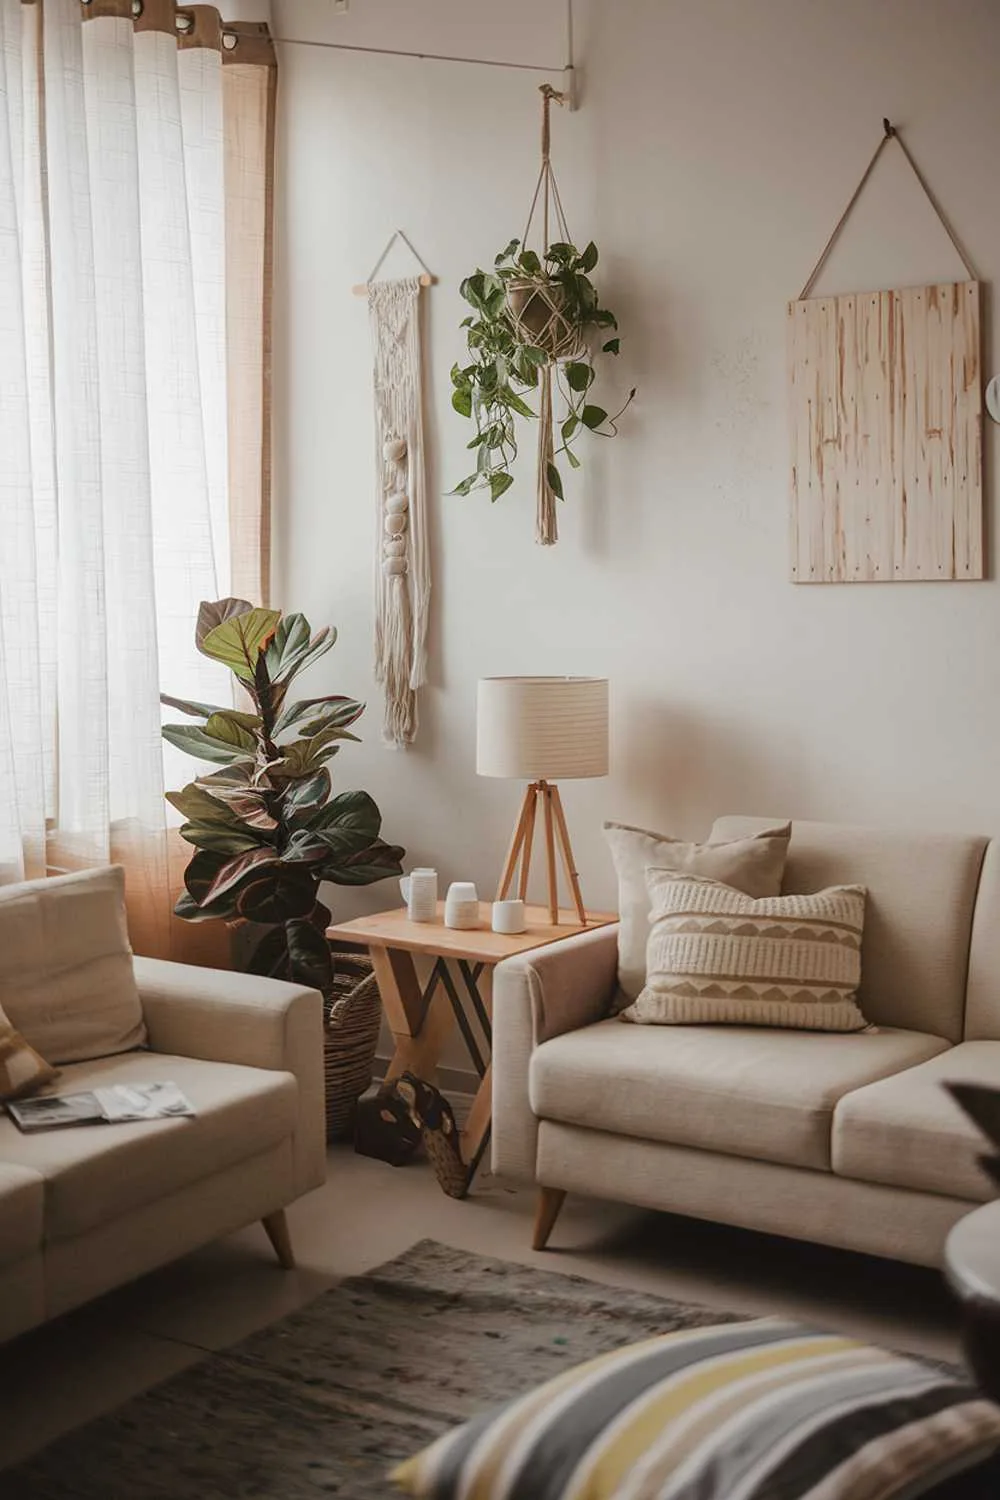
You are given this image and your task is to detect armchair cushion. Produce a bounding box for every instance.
[0,1050,296,1240]
[0,866,146,1064]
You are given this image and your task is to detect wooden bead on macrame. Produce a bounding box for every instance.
[384,537,407,558]
[382,438,407,464]
[385,491,409,515]
[382,557,408,576]
[384,512,407,536]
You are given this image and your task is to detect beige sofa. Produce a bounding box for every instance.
[0,954,325,1344]
[492,817,1000,1267]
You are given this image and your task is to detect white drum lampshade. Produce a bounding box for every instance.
[476,677,609,925]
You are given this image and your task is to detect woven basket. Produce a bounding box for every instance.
[324,951,383,1142]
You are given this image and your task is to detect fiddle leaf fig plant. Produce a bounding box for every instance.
[450,237,635,502]
[162,599,404,999]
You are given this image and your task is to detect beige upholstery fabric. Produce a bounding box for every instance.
[0,1004,57,1099]
[134,955,326,1198]
[0,1163,44,1266]
[711,817,987,1042]
[626,875,869,1031]
[536,1122,973,1268]
[491,924,620,1184]
[833,1041,1000,1202]
[0,866,147,1063]
[604,821,789,1002]
[964,839,1000,1040]
[46,1143,292,1319]
[530,1019,948,1171]
[0,1051,297,1240]
[0,1258,45,1343]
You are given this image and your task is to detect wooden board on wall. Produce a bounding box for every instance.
[788,280,982,583]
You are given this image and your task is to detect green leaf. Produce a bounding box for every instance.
[579,241,598,273]
[517,249,541,275]
[521,345,548,367]
[159,694,227,719]
[246,925,291,981]
[273,695,364,740]
[236,867,316,923]
[502,389,536,419]
[564,362,594,393]
[546,462,564,501]
[545,242,575,263]
[561,414,578,442]
[489,471,514,503]
[283,767,332,816]
[173,890,229,923]
[165,783,249,829]
[449,475,479,497]
[283,830,335,865]
[178,821,265,855]
[321,839,406,887]
[582,404,608,430]
[203,846,281,905]
[162,723,254,765]
[285,918,334,995]
[566,448,581,469]
[307,789,381,838]
[195,598,254,652]
[203,712,259,753]
[495,237,520,264]
[200,607,282,682]
[452,387,472,418]
[176,848,241,921]
[602,337,620,355]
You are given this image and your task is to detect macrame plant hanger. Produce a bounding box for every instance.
[355,232,436,747]
[515,84,580,546]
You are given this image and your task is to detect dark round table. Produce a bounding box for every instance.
[944,1201,1000,1402]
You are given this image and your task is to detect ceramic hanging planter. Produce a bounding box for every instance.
[450,85,635,545]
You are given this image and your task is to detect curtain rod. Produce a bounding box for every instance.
[269,0,574,81]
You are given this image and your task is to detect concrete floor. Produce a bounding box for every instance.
[0,1144,963,1473]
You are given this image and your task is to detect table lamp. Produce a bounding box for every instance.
[477,676,609,925]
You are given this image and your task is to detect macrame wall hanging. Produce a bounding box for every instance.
[354,233,435,747]
[789,120,983,584]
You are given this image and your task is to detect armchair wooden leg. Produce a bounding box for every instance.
[532,1187,567,1251]
[262,1209,295,1269]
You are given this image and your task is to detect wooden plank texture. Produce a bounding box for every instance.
[789,280,982,583]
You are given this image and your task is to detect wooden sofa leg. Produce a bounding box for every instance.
[533,1187,567,1251]
[262,1209,295,1269]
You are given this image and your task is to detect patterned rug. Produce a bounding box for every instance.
[3,1239,742,1499]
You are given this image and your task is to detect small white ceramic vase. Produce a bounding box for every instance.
[399,868,438,922]
[444,881,479,930]
[492,898,527,935]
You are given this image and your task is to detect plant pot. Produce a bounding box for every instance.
[505,276,584,361]
[324,950,383,1142]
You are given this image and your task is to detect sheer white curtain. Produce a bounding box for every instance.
[0,0,273,956]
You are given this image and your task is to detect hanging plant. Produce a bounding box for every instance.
[450,87,634,545]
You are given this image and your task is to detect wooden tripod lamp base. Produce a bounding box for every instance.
[496,780,587,926]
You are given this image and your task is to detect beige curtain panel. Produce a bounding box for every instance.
[0,0,276,963]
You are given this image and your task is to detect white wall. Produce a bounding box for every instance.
[271,0,1000,925]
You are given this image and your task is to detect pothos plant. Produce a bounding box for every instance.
[450,237,635,503]
[161,599,404,1000]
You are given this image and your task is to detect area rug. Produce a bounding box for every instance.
[3,1239,742,1499]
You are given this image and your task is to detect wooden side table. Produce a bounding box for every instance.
[944,1201,1000,1401]
[325,903,616,1185]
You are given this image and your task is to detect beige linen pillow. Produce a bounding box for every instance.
[0,865,147,1065]
[0,1004,57,1100]
[603,820,791,1002]
[623,872,869,1032]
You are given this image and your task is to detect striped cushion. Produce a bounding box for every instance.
[0,1003,56,1101]
[623,873,869,1031]
[391,1318,1000,1500]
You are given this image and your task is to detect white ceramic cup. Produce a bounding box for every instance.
[400,868,437,922]
[492,898,526,935]
[444,881,479,930]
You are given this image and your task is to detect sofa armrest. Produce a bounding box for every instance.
[491,923,619,1185]
[133,956,326,1198]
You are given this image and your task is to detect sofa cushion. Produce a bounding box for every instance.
[711,817,987,1043]
[624,874,869,1032]
[832,1041,1000,1202]
[0,1163,44,1267]
[529,1019,950,1171]
[604,821,790,1002]
[0,1051,297,1241]
[964,839,1000,1040]
[0,866,147,1063]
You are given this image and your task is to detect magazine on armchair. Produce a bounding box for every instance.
[5,1082,196,1133]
